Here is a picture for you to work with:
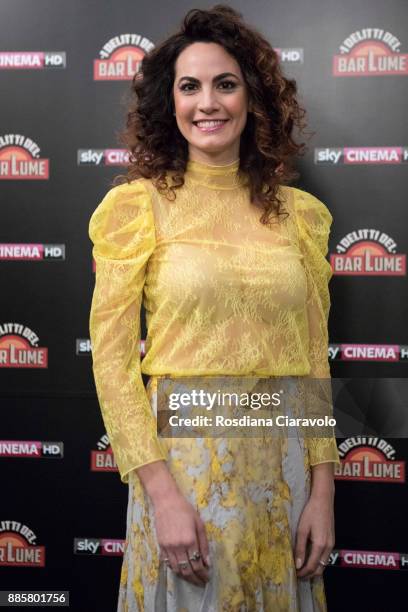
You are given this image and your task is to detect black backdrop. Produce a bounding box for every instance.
[1,1,407,610]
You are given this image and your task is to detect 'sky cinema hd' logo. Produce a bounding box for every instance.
[333,28,408,76]
[0,323,48,368]
[77,148,129,166]
[0,134,49,179]
[93,33,154,80]
[74,537,124,556]
[330,549,408,570]
[0,440,63,459]
[274,48,303,64]
[329,344,408,362]
[330,228,406,276]
[315,146,408,165]
[0,51,66,70]
[0,244,65,261]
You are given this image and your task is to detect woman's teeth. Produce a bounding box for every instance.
[196,120,226,126]
[194,120,229,131]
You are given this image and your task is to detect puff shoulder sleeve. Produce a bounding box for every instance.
[88,180,166,484]
[294,189,340,467]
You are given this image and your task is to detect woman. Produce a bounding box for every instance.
[89,5,340,611]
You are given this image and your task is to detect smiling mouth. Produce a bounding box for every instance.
[192,119,229,127]
[192,119,230,133]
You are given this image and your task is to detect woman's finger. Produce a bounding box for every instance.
[294,526,308,572]
[166,548,180,576]
[174,547,205,587]
[159,546,169,566]
[195,516,210,568]
[187,547,209,584]
[312,545,332,577]
[298,538,325,578]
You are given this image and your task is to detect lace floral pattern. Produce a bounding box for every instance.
[89,159,339,482]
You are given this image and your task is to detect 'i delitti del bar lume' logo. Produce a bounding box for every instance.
[335,438,405,483]
[0,134,49,179]
[330,228,406,276]
[93,33,154,80]
[0,521,45,567]
[333,28,408,76]
[0,323,48,368]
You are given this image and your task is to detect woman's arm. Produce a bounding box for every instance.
[89,182,166,483]
[135,460,211,587]
[294,190,341,466]
[295,463,335,578]
[293,191,338,578]
[89,184,210,587]
[310,462,335,498]
[135,459,180,502]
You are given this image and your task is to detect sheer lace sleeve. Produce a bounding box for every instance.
[295,190,340,466]
[89,180,166,484]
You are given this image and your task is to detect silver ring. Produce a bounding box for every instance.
[318,559,328,567]
[177,560,189,569]
[189,551,201,562]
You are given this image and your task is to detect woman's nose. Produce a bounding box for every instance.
[197,88,220,112]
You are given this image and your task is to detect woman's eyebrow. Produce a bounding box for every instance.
[177,72,239,84]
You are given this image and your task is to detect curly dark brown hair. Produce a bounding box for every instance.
[113,4,311,225]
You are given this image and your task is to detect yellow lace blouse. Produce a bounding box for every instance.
[89,159,340,483]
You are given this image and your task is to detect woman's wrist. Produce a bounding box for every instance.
[309,462,335,500]
[135,460,181,506]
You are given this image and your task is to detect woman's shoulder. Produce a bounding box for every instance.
[89,178,155,256]
[279,186,333,260]
[90,178,154,223]
[279,185,333,240]
[97,177,152,206]
[281,185,332,223]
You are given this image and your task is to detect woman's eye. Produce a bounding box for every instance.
[219,80,236,89]
[180,80,237,92]
[180,83,196,91]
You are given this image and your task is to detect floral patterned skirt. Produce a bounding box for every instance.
[117,376,328,612]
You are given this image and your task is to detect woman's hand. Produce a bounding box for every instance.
[153,490,211,588]
[294,464,335,579]
[135,460,210,588]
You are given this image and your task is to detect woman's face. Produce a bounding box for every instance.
[173,41,249,165]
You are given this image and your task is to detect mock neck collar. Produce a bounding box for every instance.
[185,157,247,190]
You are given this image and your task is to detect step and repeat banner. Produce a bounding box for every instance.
[1,0,407,610]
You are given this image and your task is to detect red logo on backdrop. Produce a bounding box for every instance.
[0,522,45,567]
[0,134,49,180]
[330,229,406,276]
[0,323,48,368]
[333,28,408,76]
[93,33,154,80]
[335,438,405,482]
[91,434,117,473]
